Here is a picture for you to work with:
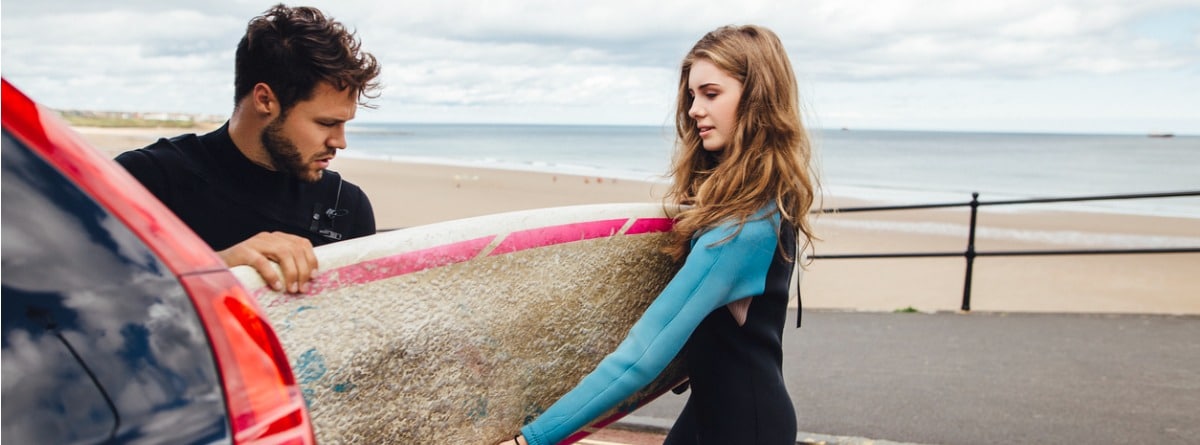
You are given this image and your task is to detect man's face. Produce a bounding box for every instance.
[261,82,357,182]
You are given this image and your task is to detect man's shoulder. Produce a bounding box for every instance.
[140,132,205,157]
[115,132,213,182]
[116,133,202,163]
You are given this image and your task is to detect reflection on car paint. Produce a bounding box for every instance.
[2,132,229,444]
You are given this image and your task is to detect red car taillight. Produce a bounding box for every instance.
[182,272,315,445]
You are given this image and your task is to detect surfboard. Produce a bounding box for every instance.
[232,203,687,444]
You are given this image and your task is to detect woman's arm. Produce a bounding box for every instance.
[519,216,779,445]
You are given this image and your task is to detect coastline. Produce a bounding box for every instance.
[76,125,1200,315]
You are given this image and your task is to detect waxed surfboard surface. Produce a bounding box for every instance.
[233,203,686,444]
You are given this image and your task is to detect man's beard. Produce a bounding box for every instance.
[262,115,329,183]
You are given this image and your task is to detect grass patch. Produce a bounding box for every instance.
[60,115,205,128]
[55,110,222,129]
[893,306,920,313]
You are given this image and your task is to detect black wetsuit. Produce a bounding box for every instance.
[521,205,797,445]
[663,219,797,444]
[114,123,375,250]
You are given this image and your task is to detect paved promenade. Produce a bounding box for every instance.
[618,310,1200,445]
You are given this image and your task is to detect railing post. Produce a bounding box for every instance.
[962,192,980,311]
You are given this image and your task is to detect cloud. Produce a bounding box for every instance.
[3,0,1197,130]
[351,0,1200,84]
[785,1,1196,80]
[2,7,246,113]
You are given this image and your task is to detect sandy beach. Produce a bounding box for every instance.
[77,126,1200,315]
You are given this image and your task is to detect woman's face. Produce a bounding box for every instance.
[687,59,743,153]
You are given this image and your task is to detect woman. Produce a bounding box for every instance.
[502,24,818,445]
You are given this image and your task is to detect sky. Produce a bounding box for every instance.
[2,0,1198,135]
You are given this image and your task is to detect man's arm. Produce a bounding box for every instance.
[116,147,319,293]
[341,180,376,238]
[353,192,376,237]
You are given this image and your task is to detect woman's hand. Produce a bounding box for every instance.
[494,434,526,445]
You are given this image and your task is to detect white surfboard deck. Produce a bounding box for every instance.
[233,203,687,444]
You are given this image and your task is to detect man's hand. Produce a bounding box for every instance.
[217,232,318,293]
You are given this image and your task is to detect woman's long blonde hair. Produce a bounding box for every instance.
[665,25,818,260]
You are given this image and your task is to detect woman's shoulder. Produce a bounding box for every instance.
[697,204,781,246]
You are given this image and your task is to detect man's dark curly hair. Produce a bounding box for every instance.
[234,4,381,112]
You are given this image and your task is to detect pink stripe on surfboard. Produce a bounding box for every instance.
[625,217,673,235]
[260,216,675,304]
[488,218,630,256]
[305,235,495,295]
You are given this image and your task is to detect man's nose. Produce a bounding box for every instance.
[328,127,346,150]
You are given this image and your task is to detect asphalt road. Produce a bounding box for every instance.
[626,310,1200,445]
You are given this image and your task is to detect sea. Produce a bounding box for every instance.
[341,123,1200,220]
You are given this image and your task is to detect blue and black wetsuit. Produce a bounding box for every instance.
[521,205,797,445]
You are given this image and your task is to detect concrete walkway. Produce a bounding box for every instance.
[619,310,1200,445]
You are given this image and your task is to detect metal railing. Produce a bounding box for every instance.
[810,190,1200,311]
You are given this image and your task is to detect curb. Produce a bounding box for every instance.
[612,416,931,445]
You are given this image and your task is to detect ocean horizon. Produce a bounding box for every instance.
[340,122,1200,219]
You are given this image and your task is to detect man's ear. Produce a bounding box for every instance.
[251,83,277,116]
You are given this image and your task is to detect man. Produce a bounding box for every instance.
[117,4,381,294]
